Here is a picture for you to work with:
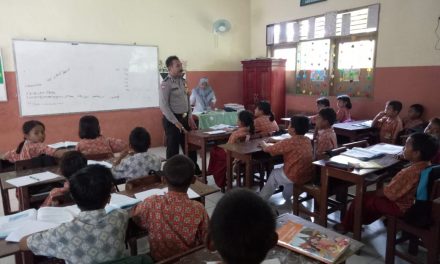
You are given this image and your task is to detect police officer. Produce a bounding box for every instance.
[159,55,201,174]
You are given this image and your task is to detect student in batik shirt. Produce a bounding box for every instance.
[309,97,330,124]
[1,120,65,162]
[20,165,129,264]
[314,108,338,160]
[254,101,279,136]
[336,95,352,123]
[208,110,255,188]
[207,189,278,264]
[425,117,440,164]
[41,151,87,207]
[372,100,404,144]
[403,104,425,131]
[112,127,161,180]
[334,133,438,234]
[131,155,209,261]
[75,115,127,156]
[259,115,313,203]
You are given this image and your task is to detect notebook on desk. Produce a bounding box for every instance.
[341,147,385,161]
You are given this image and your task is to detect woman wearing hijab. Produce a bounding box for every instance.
[190,77,217,112]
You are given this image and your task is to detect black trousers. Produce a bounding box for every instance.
[163,115,201,173]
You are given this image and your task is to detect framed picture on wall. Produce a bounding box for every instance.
[300,0,326,6]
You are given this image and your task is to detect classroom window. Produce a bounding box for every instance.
[274,24,281,44]
[286,22,295,42]
[314,16,326,39]
[337,40,375,69]
[297,39,330,70]
[273,47,297,71]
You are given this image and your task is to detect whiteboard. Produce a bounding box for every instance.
[13,40,159,116]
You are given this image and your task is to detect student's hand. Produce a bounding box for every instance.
[19,236,30,251]
[376,111,386,118]
[259,141,269,149]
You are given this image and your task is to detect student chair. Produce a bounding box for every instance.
[342,140,369,149]
[385,179,440,264]
[292,146,352,222]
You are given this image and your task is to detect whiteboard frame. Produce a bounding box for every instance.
[12,39,161,117]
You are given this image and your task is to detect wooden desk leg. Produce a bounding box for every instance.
[353,180,365,241]
[226,151,233,191]
[19,187,30,211]
[245,155,252,188]
[201,140,207,183]
[318,168,329,227]
[1,189,11,215]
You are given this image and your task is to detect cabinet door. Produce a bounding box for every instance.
[243,67,256,110]
[256,67,271,102]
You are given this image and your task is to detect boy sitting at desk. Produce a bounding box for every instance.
[207,189,278,264]
[314,108,338,160]
[372,100,403,144]
[259,115,313,203]
[19,165,129,264]
[334,133,439,234]
[112,127,161,180]
[131,155,209,261]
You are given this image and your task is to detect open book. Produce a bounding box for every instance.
[6,171,60,187]
[0,207,79,242]
[134,187,200,201]
[340,147,385,161]
[48,141,78,149]
[277,220,350,264]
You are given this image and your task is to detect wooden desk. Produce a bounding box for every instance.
[0,167,64,215]
[313,151,402,241]
[332,120,374,142]
[165,214,363,264]
[220,133,314,191]
[120,179,220,205]
[185,129,232,183]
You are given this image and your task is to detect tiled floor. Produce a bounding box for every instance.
[0,146,430,264]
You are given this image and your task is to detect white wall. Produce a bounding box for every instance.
[0,0,251,71]
[250,0,440,67]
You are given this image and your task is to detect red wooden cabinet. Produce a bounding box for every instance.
[241,59,286,123]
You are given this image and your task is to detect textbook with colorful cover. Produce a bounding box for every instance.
[277,220,350,264]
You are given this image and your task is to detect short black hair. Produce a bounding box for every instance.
[129,127,151,153]
[337,95,352,109]
[210,189,276,264]
[163,155,194,188]
[165,56,179,68]
[318,108,337,126]
[410,104,424,117]
[408,133,439,161]
[239,110,255,135]
[79,115,101,139]
[387,100,403,113]
[59,151,87,178]
[290,115,310,135]
[316,97,330,107]
[69,165,113,211]
[256,101,275,122]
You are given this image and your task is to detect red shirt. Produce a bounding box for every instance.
[315,128,338,160]
[336,108,351,123]
[227,127,250,144]
[384,161,430,212]
[132,191,209,261]
[254,116,279,136]
[76,136,127,156]
[3,140,56,162]
[375,116,403,144]
[264,135,313,184]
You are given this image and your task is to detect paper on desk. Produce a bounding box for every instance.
[48,141,78,149]
[134,187,200,201]
[367,144,403,155]
[205,130,226,135]
[271,134,291,141]
[36,206,77,224]
[87,160,113,168]
[5,220,59,242]
[6,171,60,187]
[210,124,233,130]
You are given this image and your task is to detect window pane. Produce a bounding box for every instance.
[297,39,330,70]
[274,24,281,44]
[314,16,325,39]
[273,48,297,71]
[286,22,294,42]
[338,40,375,69]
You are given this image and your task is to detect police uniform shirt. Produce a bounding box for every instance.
[159,75,191,124]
